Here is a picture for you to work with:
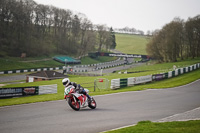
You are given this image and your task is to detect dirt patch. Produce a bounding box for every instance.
[0,84,6,87]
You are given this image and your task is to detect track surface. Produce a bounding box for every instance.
[0,80,200,133]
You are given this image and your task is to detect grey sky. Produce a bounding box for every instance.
[34,0,200,33]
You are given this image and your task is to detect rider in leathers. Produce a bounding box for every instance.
[62,78,92,101]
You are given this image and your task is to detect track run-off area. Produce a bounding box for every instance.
[0,79,200,133]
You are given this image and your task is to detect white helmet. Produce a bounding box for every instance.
[62,78,70,86]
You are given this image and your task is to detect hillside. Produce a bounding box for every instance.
[115,33,150,55]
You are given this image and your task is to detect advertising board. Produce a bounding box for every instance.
[0,86,38,98]
[0,88,23,98]
[153,74,164,81]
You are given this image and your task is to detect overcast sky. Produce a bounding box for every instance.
[34,0,200,33]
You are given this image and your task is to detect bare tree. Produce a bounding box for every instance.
[185,15,200,58]
[79,16,93,56]
[96,24,108,52]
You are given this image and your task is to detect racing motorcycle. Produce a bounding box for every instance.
[64,85,96,111]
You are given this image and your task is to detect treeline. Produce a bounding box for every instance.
[0,0,116,57]
[146,16,200,62]
[114,27,145,35]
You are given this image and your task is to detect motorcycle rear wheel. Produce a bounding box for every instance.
[68,97,80,111]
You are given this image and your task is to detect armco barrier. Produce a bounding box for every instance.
[110,63,199,90]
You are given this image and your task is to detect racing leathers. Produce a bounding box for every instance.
[66,82,91,100]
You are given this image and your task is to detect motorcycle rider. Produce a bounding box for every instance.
[62,78,92,101]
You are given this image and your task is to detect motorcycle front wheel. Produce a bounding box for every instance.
[88,98,96,109]
[68,96,80,111]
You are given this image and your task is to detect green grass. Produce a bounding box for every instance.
[0,57,62,71]
[105,120,200,133]
[115,33,150,55]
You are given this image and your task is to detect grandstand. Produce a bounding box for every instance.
[53,56,81,64]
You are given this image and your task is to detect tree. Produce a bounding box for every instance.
[96,24,107,52]
[109,27,116,49]
[185,15,200,58]
[0,0,115,57]
[146,29,164,62]
[79,16,94,57]
[146,16,200,63]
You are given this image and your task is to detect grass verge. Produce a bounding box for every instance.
[104,120,200,133]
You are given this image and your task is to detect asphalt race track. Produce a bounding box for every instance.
[0,80,200,133]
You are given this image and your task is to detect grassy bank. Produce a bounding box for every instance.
[0,56,117,71]
[115,33,149,55]
[105,120,200,133]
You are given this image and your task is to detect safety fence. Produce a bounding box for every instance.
[110,63,200,89]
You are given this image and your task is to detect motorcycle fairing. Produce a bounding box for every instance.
[72,93,88,107]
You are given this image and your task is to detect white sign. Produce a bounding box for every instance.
[39,84,57,95]
[128,77,135,86]
[168,71,172,78]
[175,69,178,76]
[28,77,34,82]
[134,75,152,84]
[180,68,183,74]
[110,79,120,89]
[109,53,142,58]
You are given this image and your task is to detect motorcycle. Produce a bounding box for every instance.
[64,85,96,111]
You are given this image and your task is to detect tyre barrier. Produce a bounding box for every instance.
[0,67,63,75]
[0,58,123,75]
[111,63,200,89]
